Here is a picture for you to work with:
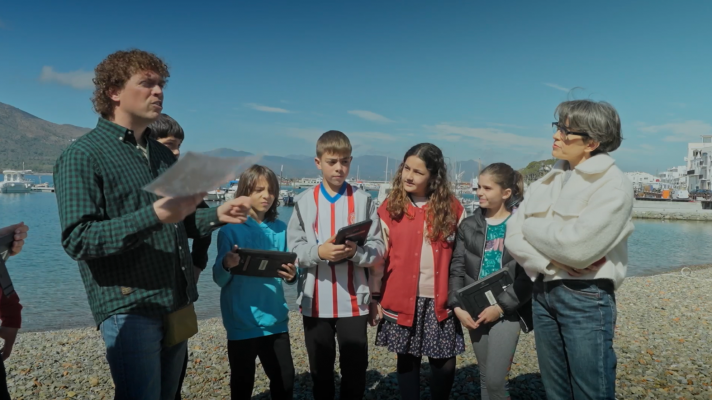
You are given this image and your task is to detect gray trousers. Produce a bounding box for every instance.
[469,317,521,400]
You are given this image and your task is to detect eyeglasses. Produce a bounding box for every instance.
[552,122,590,140]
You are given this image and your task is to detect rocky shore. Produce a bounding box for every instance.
[633,210,712,221]
[5,266,712,399]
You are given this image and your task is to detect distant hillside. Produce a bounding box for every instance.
[202,148,403,180]
[201,149,489,182]
[0,101,535,180]
[519,159,556,182]
[0,102,89,172]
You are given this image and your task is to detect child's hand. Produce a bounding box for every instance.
[368,302,383,327]
[343,240,358,260]
[454,307,478,330]
[473,305,503,329]
[318,235,350,262]
[222,245,241,270]
[279,263,297,282]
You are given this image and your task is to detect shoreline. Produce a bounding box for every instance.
[5,266,712,399]
[17,264,712,334]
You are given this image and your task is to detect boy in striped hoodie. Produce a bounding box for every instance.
[287,130,385,400]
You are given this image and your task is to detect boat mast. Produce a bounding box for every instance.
[385,157,389,182]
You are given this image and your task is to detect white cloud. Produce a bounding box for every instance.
[426,124,551,149]
[39,66,94,90]
[348,110,393,123]
[487,122,529,129]
[350,131,398,142]
[544,82,570,92]
[640,144,656,151]
[638,120,712,142]
[244,103,292,113]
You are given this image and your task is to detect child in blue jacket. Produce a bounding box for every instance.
[214,165,297,400]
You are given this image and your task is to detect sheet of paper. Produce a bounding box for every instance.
[143,152,261,197]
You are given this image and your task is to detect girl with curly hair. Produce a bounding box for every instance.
[371,143,465,400]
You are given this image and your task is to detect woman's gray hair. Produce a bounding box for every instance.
[555,100,622,155]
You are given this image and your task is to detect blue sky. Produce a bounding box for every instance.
[2,1,712,173]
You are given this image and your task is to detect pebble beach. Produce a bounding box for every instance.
[5,266,712,400]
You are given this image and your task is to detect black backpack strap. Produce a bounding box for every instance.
[294,202,305,232]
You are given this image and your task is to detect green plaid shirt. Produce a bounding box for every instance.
[54,118,221,326]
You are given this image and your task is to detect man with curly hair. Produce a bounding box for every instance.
[53,49,252,400]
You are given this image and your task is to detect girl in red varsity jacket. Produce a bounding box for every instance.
[371,143,465,400]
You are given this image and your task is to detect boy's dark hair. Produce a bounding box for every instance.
[316,130,352,158]
[92,49,170,119]
[149,114,185,140]
[236,165,280,222]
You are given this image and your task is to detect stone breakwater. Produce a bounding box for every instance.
[633,210,712,221]
[5,266,712,399]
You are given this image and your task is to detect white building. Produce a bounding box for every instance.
[658,165,687,189]
[683,135,712,191]
[625,171,660,190]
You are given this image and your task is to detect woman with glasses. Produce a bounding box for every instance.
[505,100,634,400]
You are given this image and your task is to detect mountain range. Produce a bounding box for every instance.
[0,102,89,172]
[0,101,496,181]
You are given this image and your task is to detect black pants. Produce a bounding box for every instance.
[174,350,189,399]
[396,354,456,400]
[227,333,295,400]
[0,357,8,400]
[303,315,369,400]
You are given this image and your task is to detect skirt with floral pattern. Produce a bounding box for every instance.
[375,297,465,359]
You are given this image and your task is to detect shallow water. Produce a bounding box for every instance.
[0,178,710,331]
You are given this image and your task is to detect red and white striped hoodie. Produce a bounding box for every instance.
[287,183,385,318]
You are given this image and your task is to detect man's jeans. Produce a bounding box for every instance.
[100,314,188,400]
[533,279,617,400]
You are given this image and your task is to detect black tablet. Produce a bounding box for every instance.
[333,220,373,246]
[230,248,297,278]
[456,269,513,318]
[0,233,16,296]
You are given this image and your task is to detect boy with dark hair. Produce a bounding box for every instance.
[54,49,251,400]
[149,113,211,400]
[287,130,385,400]
[149,113,185,157]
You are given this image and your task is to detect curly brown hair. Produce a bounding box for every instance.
[92,49,170,119]
[386,143,458,242]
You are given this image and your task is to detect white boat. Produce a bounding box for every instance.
[458,197,480,216]
[205,189,226,202]
[375,183,392,205]
[31,182,55,193]
[279,189,295,206]
[224,180,239,201]
[293,178,322,189]
[364,181,381,191]
[0,170,33,194]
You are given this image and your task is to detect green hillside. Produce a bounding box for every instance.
[519,159,556,183]
[0,102,89,173]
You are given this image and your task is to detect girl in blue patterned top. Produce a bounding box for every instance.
[448,163,533,400]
